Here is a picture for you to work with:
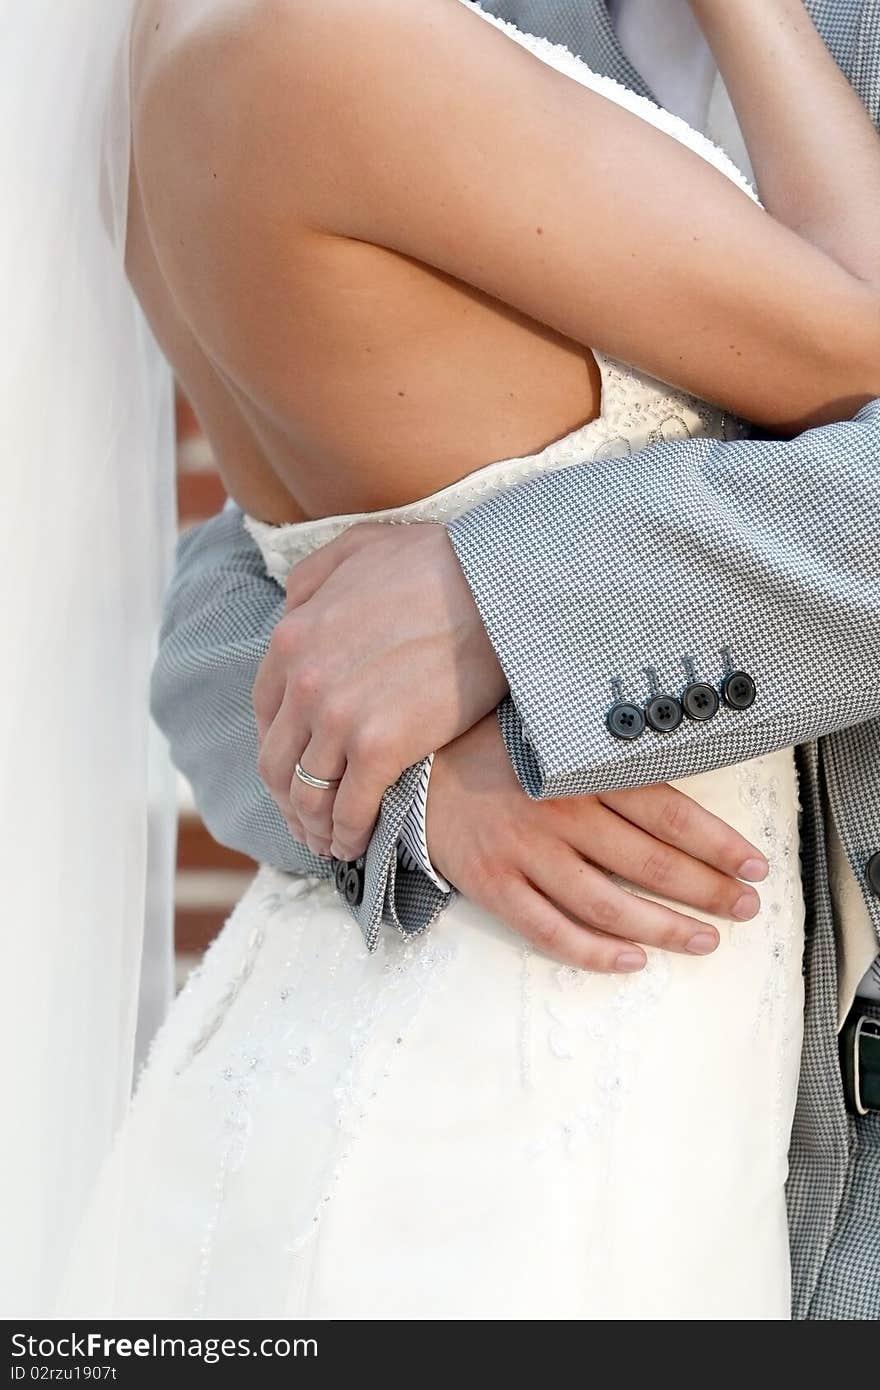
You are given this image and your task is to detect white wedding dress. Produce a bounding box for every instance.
[61,4,805,1321]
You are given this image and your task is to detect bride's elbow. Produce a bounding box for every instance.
[851,286,880,395]
[769,289,880,436]
[823,285,880,423]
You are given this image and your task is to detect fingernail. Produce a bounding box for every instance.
[738,856,769,882]
[686,930,718,955]
[615,950,646,972]
[733,891,760,921]
[330,844,343,861]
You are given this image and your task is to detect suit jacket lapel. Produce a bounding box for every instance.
[801,0,864,68]
[480,0,659,101]
[574,0,658,100]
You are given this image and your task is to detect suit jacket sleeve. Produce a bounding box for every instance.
[150,504,450,948]
[447,401,880,798]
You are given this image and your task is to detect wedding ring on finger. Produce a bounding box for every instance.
[294,761,342,792]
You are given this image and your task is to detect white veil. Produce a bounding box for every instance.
[0,1,176,1315]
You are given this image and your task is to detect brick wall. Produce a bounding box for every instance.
[174,388,256,972]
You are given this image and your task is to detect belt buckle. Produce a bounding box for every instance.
[842,1012,880,1116]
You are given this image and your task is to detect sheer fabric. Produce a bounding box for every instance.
[0,0,175,1316]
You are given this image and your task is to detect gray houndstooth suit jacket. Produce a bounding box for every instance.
[151,0,880,1320]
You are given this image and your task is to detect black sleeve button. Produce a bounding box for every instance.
[645,693,683,733]
[722,670,757,711]
[343,863,365,908]
[867,852,880,897]
[333,858,349,895]
[682,682,720,722]
[606,702,646,740]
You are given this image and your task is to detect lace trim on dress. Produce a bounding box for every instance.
[459,1,759,204]
[247,348,749,584]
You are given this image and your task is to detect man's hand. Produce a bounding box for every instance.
[427,715,769,972]
[253,522,506,859]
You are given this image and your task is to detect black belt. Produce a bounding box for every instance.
[840,1007,880,1116]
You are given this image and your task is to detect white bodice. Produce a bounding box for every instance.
[246,0,758,585]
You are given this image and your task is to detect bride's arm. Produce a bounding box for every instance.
[688,0,878,285]
[136,0,880,438]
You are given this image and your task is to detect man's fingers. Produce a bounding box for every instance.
[285,523,389,611]
[284,541,350,613]
[279,810,331,860]
[289,732,346,850]
[329,750,398,862]
[569,803,761,922]
[283,812,307,845]
[599,783,769,882]
[255,689,309,810]
[253,606,317,746]
[251,642,287,745]
[495,874,647,973]
[531,847,723,957]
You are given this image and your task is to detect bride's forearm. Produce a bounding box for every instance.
[690,0,880,284]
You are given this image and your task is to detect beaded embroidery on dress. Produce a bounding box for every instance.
[59,2,804,1320]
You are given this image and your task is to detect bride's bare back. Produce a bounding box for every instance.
[129,0,880,525]
[129,0,599,524]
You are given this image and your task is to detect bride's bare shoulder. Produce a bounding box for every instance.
[129,0,505,233]
[131,0,491,105]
